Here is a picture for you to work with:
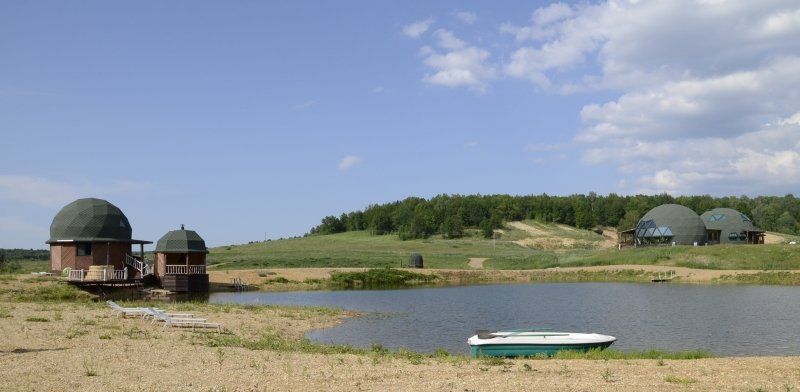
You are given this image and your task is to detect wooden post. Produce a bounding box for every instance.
[106,242,110,266]
[185,253,189,274]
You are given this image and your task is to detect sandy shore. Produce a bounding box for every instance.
[2,297,800,391]
[3,275,800,390]
[207,264,789,290]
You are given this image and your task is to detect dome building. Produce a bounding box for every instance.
[632,204,707,246]
[153,225,209,292]
[47,198,151,281]
[701,208,765,244]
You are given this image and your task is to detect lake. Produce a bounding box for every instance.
[210,282,800,356]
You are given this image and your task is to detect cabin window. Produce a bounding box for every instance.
[76,242,92,256]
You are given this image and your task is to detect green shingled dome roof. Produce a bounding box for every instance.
[635,204,707,245]
[155,227,208,253]
[48,198,132,243]
[701,207,759,244]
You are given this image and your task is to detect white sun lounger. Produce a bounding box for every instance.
[143,308,205,325]
[107,300,152,318]
[153,309,223,333]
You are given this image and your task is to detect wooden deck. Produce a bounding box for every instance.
[160,274,209,292]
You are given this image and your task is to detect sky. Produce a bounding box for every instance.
[2,1,800,249]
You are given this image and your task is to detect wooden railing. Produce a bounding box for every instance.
[66,268,128,282]
[165,265,206,275]
[125,254,153,276]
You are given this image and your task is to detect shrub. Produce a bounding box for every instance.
[329,268,437,288]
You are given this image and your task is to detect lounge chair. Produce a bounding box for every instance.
[107,300,152,318]
[152,309,223,333]
[143,308,204,325]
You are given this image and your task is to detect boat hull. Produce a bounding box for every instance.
[470,340,615,357]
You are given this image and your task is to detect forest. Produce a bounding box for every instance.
[309,193,800,240]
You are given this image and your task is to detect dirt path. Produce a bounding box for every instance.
[468,258,487,269]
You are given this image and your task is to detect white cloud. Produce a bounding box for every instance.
[406,1,800,192]
[338,155,363,171]
[420,30,496,92]
[464,141,478,149]
[505,0,800,193]
[433,29,466,50]
[403,18,434,38]
[371,86,384,94]
[455,11,477,25]
[0,175,151,207]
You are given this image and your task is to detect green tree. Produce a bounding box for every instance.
[480,219,494,239]
[440,214,464,239]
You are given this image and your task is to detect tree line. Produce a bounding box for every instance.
[309,193,800,240]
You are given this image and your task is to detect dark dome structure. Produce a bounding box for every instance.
[48,198,132,243]
[155,225,208,253]
[634,204,707,245]
[701,208,760,244]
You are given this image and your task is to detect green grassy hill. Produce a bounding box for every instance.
[208,223,800,271]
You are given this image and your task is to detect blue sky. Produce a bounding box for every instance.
[2,1,799,248]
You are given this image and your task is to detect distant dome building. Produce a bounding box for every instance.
[701,208,765,244]
[153,225,209,292]
[633,204,707,246]
[47,198,151,280]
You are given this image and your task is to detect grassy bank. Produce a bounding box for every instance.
[209,228,800,271]
[714,271,800,285]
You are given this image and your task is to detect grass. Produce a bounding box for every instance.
[25,316,50,322]
[547,348,713,360]
[329,268,438,288]
[664,374,697,385]
[208,230,542,270]
[207,226,800,272]
[0,259,50,274]
[715,272,800,285]
[8,281,93,302]
[527,269,656,283]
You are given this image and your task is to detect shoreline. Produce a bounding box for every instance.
[207,264,800,292]
[2,275,800,390]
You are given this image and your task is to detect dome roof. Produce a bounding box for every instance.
[155,226,208,253]
[635,204,707,245]
[701,208,759,244]
[48,198,133,243]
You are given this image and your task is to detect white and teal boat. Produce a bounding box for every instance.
[468,330,616,357]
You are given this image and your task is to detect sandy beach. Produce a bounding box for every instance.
[2,296,800,391]
[3,270,800,391]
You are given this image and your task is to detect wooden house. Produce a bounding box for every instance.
[154,225,209,292]
[47,198,152,282]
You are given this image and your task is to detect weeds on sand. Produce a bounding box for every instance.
[548,348,713,360]
[216,348,225,365]
[602,368,617,383]
[83,358,98,377]
[66,326,88,339]
[25,316,49,322]
[10,283,92,302]
[664,375,696,385]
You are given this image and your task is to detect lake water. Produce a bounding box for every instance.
[209,283,800,356]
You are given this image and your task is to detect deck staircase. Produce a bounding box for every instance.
[125,254,154,279]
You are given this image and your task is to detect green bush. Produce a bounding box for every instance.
[329,268,437,288]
